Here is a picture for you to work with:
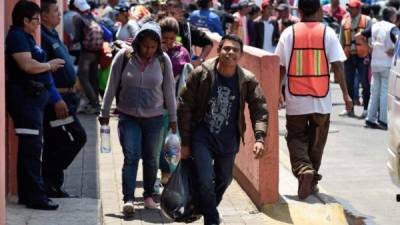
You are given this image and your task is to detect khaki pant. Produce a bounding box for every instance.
[286,113,330,178]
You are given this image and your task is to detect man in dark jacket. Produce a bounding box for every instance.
[41,0,87,198]
[166,0,213,66]
[252,0,280,53]
[178,34,268,225]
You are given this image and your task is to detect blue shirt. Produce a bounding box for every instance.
[6,26,61,104]
[194,70,240,155]
[41,25,76,88]
[189,9,225,36]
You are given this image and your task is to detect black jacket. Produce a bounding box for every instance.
[179,21,213,55]
[252,19,280,50]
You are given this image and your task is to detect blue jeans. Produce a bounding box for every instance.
[367,67,390,124]
[191,138,236,225]
[344,55,370,110]
[118,114,164,202]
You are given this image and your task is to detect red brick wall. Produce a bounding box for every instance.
[1,0,6,223]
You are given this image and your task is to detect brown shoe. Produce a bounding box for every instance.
[298,172,314,200]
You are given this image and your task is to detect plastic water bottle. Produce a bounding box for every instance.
[154,178,161,194]
[164,133,181,172]
[165,148,179,172]
[100,125,111,153]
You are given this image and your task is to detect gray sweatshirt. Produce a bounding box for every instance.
[100,23,177,121]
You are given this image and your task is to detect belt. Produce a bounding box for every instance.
[57,87,76,94]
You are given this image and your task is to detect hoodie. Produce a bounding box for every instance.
[101,22,177,121]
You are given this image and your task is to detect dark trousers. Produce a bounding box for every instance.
[286,113,330,177]
[77,51,100,106]
[344,55,370,110]
[191,139,236,225]
[7,83,50,204]
[42,92,87,189]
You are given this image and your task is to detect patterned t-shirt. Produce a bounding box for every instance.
[194,70,240,155]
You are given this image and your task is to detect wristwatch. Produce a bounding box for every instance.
[199,57,205,62]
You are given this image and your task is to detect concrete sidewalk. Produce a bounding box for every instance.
[99,117,349,225]
[6,113,350,225]
[99,117,271,225]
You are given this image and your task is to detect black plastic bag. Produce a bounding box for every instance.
[160,159,201,223]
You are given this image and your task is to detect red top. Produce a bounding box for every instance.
[322,4,347,23]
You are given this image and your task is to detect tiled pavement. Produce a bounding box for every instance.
[99,117,271,225]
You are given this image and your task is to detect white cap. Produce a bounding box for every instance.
[73,0,91,12]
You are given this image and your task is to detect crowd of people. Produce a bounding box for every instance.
[5,0,400,225]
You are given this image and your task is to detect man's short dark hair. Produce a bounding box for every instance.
[166,0,183,9]
[219,34,244,53]
[12,0,41,27]
[69,0,77,11]
[382,7,397,22]
[387,0,400,10]
[197,0,209,9]
[41,0,57,13]
[298,0,321,16]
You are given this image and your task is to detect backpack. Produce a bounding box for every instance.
[82,16,104,51]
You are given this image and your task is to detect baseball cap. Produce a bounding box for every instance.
[276,3,290,11]
[114,3,130,13]
[261,0,271,9]
[346,0,363,8]
[238,0,249,8]
[73,0,91,12]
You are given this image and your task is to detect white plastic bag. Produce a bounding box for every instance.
[164,132,181,167]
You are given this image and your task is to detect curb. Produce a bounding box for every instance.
[258,151,350,225]
[261,202,348,225]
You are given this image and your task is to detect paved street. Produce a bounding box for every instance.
[279,82,400,225]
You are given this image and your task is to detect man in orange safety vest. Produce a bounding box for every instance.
[339,0,371,117]
[275,0,352,200]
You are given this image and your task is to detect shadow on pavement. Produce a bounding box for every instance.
[333,196,375,225]
[262,203,294,224]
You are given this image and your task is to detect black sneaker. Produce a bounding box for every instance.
[46,186,78,198]
[26,199,59,210]
[378,121,388,130]
[365,120,379,129]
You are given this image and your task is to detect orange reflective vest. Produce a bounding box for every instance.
[288,22,330,98]
[343,15,369,58]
